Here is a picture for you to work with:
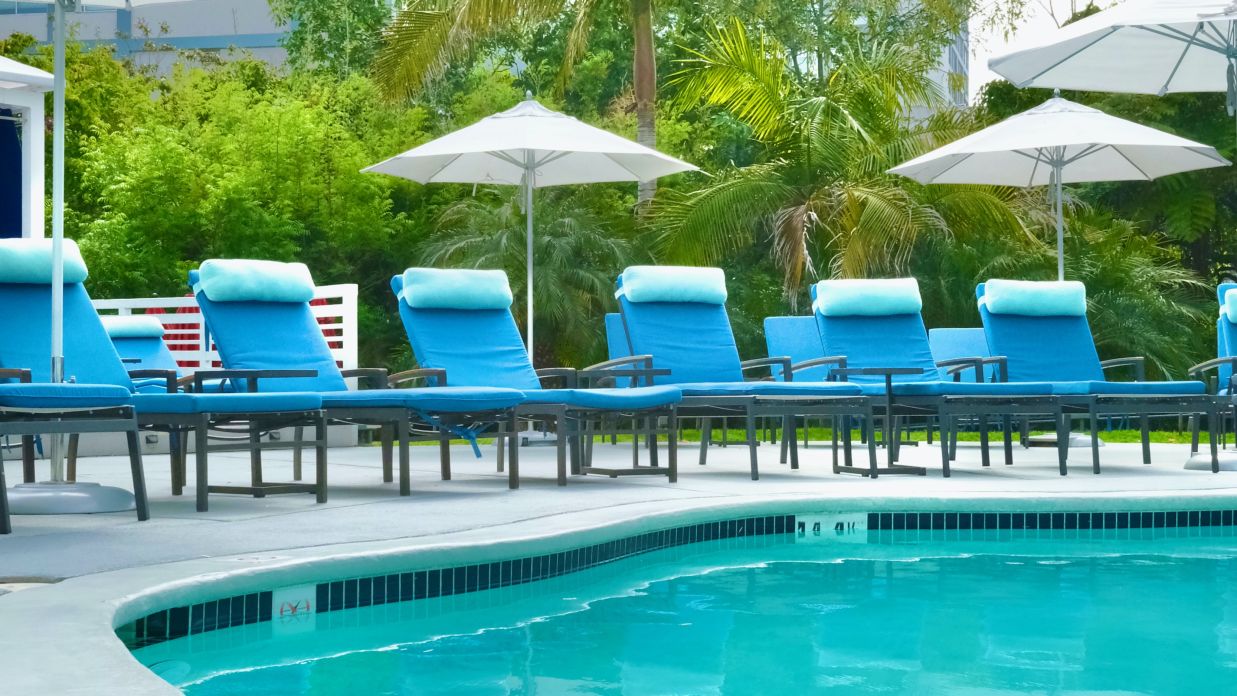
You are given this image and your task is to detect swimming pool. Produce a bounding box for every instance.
[129,512,1237,694]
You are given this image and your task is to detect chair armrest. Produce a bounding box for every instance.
[342,367,389,390]
[536,367,579,388]
[389,368,447,388]
[577,367,671,388]
[120,357,141,364]
[192,369,317,393]
[831,366,924,381]
[129,369,179,394]
[936,356,988,383]
[584,354,655,371]
[790,356,847,381]
[0,368,32,383]
[1100,356,1145,381]
[742,356,792,382]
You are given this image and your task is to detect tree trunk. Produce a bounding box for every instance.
[632,0,656,205]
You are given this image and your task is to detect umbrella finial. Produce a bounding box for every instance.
[1053,88,1061,98]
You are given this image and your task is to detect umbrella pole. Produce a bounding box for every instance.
[48,0,67,481]
[524,153,535,363]
[1053,161,1065,282]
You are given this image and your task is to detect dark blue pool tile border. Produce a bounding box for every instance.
[120,514,795,650]
[867,509,1237,531]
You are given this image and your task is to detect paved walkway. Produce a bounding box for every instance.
[4,437,1237,579]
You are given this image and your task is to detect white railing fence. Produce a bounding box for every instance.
[92,284,359,372]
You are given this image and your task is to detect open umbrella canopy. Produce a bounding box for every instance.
[889,96,1229,186]
[363,98,696,187]
[989,1,1237,96]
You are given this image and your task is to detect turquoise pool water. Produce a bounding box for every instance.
[138,529,1237,695]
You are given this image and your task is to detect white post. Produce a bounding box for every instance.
[524,150,535,364]
[1053,159,1065,282]
[48,0,67,482]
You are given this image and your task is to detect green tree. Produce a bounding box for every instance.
[268,0,393,77]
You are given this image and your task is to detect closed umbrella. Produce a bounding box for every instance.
[364,95,697,359]
[989,0,1237,138]
[888,94,1228,279]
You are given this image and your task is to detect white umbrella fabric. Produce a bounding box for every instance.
[1,0,184,513]
[365,95,697,358]
[989,1,1237,136]
[888,95,1229,279]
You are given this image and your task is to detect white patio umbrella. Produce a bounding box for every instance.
[364,95,697,358]
[888,94,1228,280]
[1,0,184,513]
[989,0,1237,138]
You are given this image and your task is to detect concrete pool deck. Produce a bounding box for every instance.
[4,437,1237,695]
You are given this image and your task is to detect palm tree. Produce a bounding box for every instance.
[655,19,1038,304]
[372,0,661,203]
[418,188,649,365]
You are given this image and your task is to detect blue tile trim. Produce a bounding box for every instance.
[865,509,1237,531]
[119,514,796,649]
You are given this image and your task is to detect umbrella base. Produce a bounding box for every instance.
[7,481,135,515]
[1184,450,1237,472]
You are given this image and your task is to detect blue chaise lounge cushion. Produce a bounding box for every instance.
[131,392,323,415]
[0,383,132,409]
[101,315,166,338]
[401,268,513,310]
[518,386,681,410]
[0,238,88,284]
[671,382,862,397]
[319,386,525,412]
[196,259,316,304]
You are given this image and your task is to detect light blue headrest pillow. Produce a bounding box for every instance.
[101,315,166,339]
[617,266,728,304]
[982,279,1087,316]
[1223,289,1237,324]
[196,259,316,303]
[0,238,88,284]
[812,278,922,316]
[401,268,513,310]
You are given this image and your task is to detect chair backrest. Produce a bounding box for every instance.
[191,260,348,392]
[102,316,180,374]
[762,316,827,382]
[603,312,635,387]
[810,278,940,384]
[0,239,133,389]
[928,327,996,381]
[977,279,1104,382]
[1215,282,1237,389]
[391,268,541,390]
[615,266,744,384]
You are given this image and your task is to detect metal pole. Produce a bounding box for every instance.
[524,151,535,364]
[49,0,67,482]
[1054,159,1065,282]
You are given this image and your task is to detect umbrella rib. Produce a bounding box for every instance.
[1186,145,1233,166]
[1159,23,1205,95]
[1135,24,1228,55]
[1105,145,1154,181]
[921,152,975,183]
[603,154,648,182]
[1019,26,1120,87]
[1060,143,1104,166]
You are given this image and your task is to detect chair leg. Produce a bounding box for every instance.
[556,414,568,486]
[1190,414,1201,454]
[779,415,790,464]
[745,410,759,481]
[398,416,411,497]
[1140,415,1151,465]
[648,416,660,469]
[699,419,712,466]
[788,418,799,470]
[667,411,678,483]
[379,423,393,483]
[507,415,520,489]
[940,411,952,478]
[496,421,506,472]
[1002,415,1013,466]
[169,431,183,496]
[249,422,264,498]
[864,412,877,476]
[438,428,451,481]
[1210,407,1221,473]
[292,425,304,481]
[195,417,210,512]
[315,414,328,503]
[21,435,34,484]
[0,445,11,534]
[831,416,839,470]
[67,433,79,482]
[978,414,990,467]
[1089,410,1101,474]
[126,429,149,522]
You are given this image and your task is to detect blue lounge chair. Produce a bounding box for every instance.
[811,278,1064,476]
[614,266,874,478]
[928,328,1001,382]
[0,376,147,533]
[192,260,528,491]
[0,239,330,512]
[391,268,681,485]
[1185,284,1237,453]
[101,315,234,396]
[763,316,833,383]
[977,279,1219,472]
